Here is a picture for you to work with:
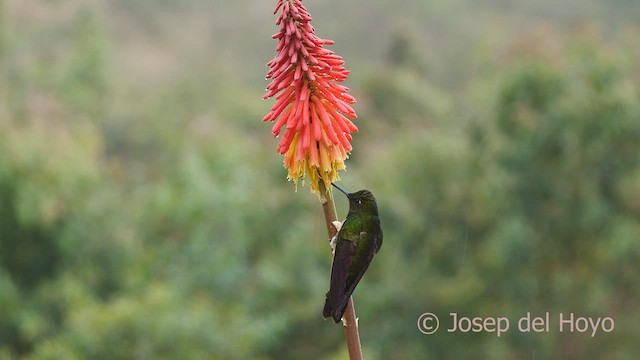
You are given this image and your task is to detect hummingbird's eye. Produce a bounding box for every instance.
[357,199,362,204]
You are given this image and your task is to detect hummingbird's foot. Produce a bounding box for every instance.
[340,316,358,327]
[340,317,360,327]
[329,235,337,255]
[329,221,341,255]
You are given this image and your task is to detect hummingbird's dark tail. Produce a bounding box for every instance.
[322,298,335,322]
[323,294,348,323]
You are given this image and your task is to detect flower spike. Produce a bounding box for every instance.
[263,0,358,195]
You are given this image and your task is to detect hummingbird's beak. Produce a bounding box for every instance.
[331,183,350,197]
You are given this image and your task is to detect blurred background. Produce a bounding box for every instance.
[1,0,639,359]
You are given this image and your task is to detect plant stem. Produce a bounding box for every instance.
[320,181,363,360]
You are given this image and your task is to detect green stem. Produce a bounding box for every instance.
[319,181,363,360]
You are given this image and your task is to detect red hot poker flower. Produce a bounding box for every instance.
[263,0,358,195]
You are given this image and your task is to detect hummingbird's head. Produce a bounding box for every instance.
[347,190,378,213]
[332,183,378,214]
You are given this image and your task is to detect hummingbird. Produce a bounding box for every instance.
[323,183,383,323]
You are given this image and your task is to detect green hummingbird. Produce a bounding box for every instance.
[323,183,383,323]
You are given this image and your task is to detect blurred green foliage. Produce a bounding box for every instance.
[1,0,639,359]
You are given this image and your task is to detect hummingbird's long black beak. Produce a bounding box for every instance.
[331,183,350,197]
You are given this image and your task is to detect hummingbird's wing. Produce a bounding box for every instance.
[323,236,356,322]
[374,225,383,253]
[323,231,374,323]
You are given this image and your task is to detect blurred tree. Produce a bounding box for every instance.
[61,7,111,117]
[0,0,7,60]
[1,1,640,359]
[0,117,103,355]
[353,32,640,359]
